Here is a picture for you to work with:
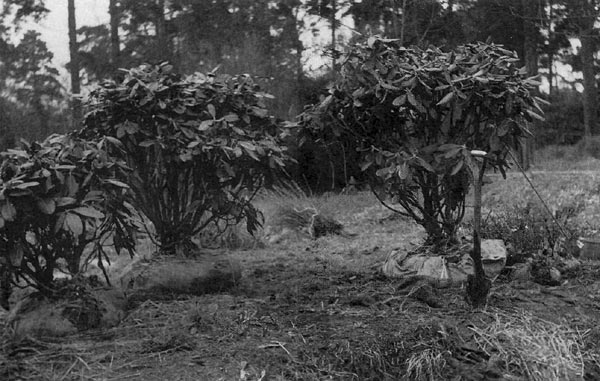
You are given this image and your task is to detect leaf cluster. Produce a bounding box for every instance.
[0,134,137,295]
[81,63,288,254]
[300,37,544,242]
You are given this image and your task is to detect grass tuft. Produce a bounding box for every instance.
[405,348,448,381]
[257,183,354,243]
[533,144,600,171]
[470,308,593,381]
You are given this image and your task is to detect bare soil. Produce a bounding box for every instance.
[2,190,600,380]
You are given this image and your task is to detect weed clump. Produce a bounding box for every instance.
[577,136,600,159]
[471,308,591,381]
[479,201,587,264]
[271,205,344,238]
[257,183,354,243]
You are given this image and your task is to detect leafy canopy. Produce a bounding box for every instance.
[300,37,543,243]
[82,63,288,254]
[0,134,137,295]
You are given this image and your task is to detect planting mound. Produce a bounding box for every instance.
[118,254,242,303]
[9,282,127,338]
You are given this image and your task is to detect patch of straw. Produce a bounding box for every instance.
[405,348,448,381]
[470,308,592,380]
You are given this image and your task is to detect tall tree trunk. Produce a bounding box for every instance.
[331,0,337,71]
[548,51,554,96]
[289,4,305,119]
[68,0,81,127]
[548,0,555,96]
[520,0,539,170]
[580,23,598,139]
[399,0,407,46]
[109,0,120,73]
[155,0,169,63]
[33,97,49,138]
[391,0,400,38]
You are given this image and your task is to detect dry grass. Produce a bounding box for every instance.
[470,307,596,381]
[3,170,600,380]
[533,143,600,171]
[405,348,448,381]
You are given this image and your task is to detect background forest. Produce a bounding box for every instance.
[0,0,598,190]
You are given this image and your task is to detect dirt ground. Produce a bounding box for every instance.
[2,189,600,380]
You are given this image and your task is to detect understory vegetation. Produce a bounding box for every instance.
[2,1,600,379]
[2,160,600,379]
[1,37,599,380]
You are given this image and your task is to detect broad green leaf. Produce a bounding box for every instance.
[436,92,454,106]
[224,114,239,122]
[106,179,130,188]
[199,120,213,131]
[407,92,417,107]
[444,147,462,159]
[81,172,94,189]
[139,140,156,147]
[25,231,37,245]
[397,163,410,180]
[53,165,76,170]
[180,127,195,139]
[124,121,140,134]
[375,168,388,177]
[64,213,84,236]
[66,174,79,196]
[360,161,372,171]
[6,149,28,158]
[103,136,124,148]
[380,82,400,91]
[497,121,511,137]
[367,36,377,48]
[232,127,246,135]
[56,197,76,207]
[14,181,39,190]
[392,95,407,106]
[9,242,23,266]
[243,147,260,161]
[414,157,434,172]
[251,106,268,118]
[256,92,275,99]
[83,191,104,202]
[37,198,56,214]
[1,202,16,221]
[441,113,452,134]
[72,207,105,219]
[450,160,464,176]
[207,104,216,118]
[526,109,545,121]
[407,92,426,113]
[116,126,126,138]
[179,152,193,162]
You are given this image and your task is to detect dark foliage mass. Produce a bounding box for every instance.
[0,134,137,300]
[0,0,598,306]
[300,37,542,243]
[81,63,288,255]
